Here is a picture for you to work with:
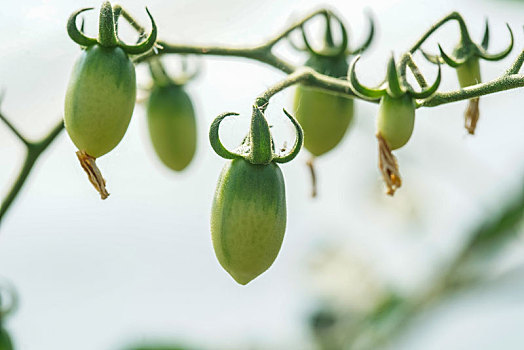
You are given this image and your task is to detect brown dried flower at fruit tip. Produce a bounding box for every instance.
[76,150,109,199]
[377,134,402,196]
[465,97,480,135]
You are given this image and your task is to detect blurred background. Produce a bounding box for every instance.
[0,0,524,349]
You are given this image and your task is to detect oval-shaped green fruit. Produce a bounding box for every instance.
[377,94,415,150]
[64,44,136,158]
[294,55,354,156]
[211,159,286,285]
[146,84,197,171]
[456,56,481,88]
[0,328,13,350]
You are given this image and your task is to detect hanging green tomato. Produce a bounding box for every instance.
[0,283,17,350]
[209,99,303,285]
[292,12,374,196]
[349,54,441,195]
[0,328,12,350]
[64,2,157,198]
[146,60,197,171]
[422,19,513,134]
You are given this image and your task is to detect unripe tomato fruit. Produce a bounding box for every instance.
[0,328,12,350]
[294,56,354,157]
[211,158,286,285]
[146,84,197,171]
[294,86,354,156]
[376,94,415,150]
[64,45,136,158]
[456,57,481,88]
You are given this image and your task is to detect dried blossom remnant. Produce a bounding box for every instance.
[76,151,109,199]
[306,157,318,198]
[464,97,480,135]
[377,134,402,196]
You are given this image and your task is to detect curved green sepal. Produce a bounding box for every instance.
[420,49,444,64]
[246,105,274,165]
[476,24,513,61]
[273,109,303,164]
[67,8,98,47]
[98,1,118,47]
[409,62,441,99]
[0,282,18,320]
[286,34,307,52]
[301,16,348,58]
[386,55,404,98]
[117,7,158,55]
[438,44,466,68]
[209,112,243,160]
[348,56,386,99]
[112,5,122,34]
[481,19,490,50]
[324,13,335,47]
[349,13,375,55]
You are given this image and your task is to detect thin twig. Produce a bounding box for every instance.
[0,113,31,147]
[419,73,524,107]
[0,119,64,224]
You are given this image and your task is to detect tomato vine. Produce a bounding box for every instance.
[0,2,523,222]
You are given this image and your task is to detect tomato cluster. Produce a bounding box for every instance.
[61,3,516,286]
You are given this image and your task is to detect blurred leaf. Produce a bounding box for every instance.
[125,345,192,350]
[462,178,524,260]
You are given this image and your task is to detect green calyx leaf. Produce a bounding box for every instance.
[273,109,303,164]
[116,7,158,55]
[386,55,404,98]
[246,104,274,165]
[67,8,98,47]
[408,62,442,99]
[348,55,386,100]
[67,2,157,55]
[301,13,348,59]
[305,54,349,78]
[209,112,243,160]
[475,23,514,61]
[421,21,513,70]
[348,13,375,55]
[209,100,303,165]
[98,1,118,47]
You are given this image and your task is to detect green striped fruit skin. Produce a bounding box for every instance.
[294,55,354,157]
[146,84,197,171]
[211,159,286,285]
[377,94,415,150]
[64,45,136,158]
[456,57,481,88]
[0,328,13,350]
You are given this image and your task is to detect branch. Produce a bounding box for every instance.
[408,12,470,53]
[506,46,524,75]
[419,73,524,107]
[0,119,64,225]
[132,9,331,74]
[0,112,30,147]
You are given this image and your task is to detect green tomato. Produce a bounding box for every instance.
[146,84,197,171]
[456,56,481,88]
[64,44,136,158]
[211,158,286,285]
[294,86,354,156]
[376,94,415,150]
[0,328,13,350]
[294,55,354,156]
